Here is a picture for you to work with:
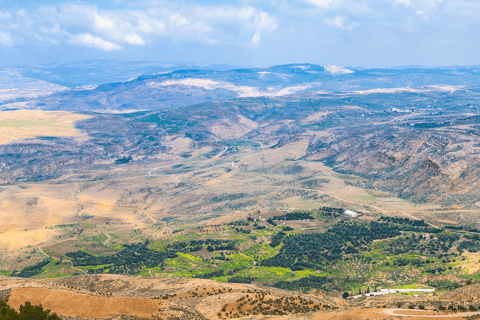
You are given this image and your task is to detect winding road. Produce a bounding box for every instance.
[37,244,86,275]
[214,146,228,159]
[383,309,480,317]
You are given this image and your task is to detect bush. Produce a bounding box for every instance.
[0,300,61,320]
[448,305,457,312]
[408,305,415,309]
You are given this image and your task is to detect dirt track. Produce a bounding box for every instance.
[383,308,480,318]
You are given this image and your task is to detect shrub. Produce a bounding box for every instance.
[0,300,61,320]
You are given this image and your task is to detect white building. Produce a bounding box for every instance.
[343,210,358,218]
[350,288,435,299]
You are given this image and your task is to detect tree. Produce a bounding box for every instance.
[0,300,61,320]
[342,292,349,299]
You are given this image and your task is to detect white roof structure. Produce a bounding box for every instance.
[343,210,358,218]
[350,288,435,299]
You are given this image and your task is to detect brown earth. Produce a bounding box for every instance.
[2,274,480,320]
[8,287,177,319]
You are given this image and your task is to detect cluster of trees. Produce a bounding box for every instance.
[266,219,277,226]
[394,257,435,267]
[426,280,461,290]
[219,293,322,319]
[274,212,314,221]
[446,225,480,233]
[114,156,132,164]
[274,276,333,291]
[66,243,177,274]
[262,222,401,270]
[227,277,256,283]
[458,240,480,252]
[269,231,285,248]
[425,267,448,274]
[167,239,236,252]
[379,216,429,227]
[235,228,251,234]
[466,233,480,240]
[378,216,441,233]
[0,300,60,320]
[230,220,249,226]
[319,207,344,217]
[194,269,225,279]
[384,232,459,256]
[11,259,51,278]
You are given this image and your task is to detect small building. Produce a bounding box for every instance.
[343,210,358,218]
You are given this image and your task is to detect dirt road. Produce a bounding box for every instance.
[383,308,480,318]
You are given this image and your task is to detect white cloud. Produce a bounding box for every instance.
[170,13,189,28]
[395,0,411,6]
[71,33,122,51]
[0,11,12,19]
[123,33,145,45]
[0,31,13,46]
[306,0,337,8]
[324,16,356,30]
[94,14,116,30]
[251,31,261,45]
[0,3,277,50]
[251,11,277,46]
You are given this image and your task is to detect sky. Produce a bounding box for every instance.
[0,0,479,68]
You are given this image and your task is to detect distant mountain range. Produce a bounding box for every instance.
[1,61,479,112]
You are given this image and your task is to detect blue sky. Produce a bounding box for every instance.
[0,0,478,67]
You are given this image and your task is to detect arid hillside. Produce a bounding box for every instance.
[2,274,480,319]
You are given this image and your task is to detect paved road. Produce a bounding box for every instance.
[383,308,480,317]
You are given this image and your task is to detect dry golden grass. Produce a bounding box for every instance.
[0,110,90,144]
[8,288,174,319]
[0,135,450,255]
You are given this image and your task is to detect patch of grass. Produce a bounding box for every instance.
[81,234,108,244]
[239,266,294,282]
[44,273,71,279]
[176,252,204,262]
[223,253,253,270]
[80,264,114,270]
[242,243,278,260]
[0,270,12,276]
[165,254,219,278]
[294,269,321,278]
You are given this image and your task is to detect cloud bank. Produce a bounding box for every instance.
[0,2,278,51]
[0,0,479,67]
